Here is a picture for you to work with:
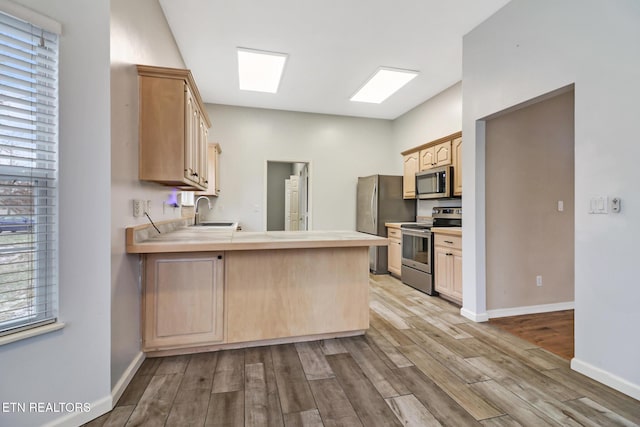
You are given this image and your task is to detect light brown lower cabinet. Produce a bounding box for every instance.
[140,246,370,355]
[387,227,402,277]
[433,233,462,304]
[142,252,224,351]
[225,247,369,344]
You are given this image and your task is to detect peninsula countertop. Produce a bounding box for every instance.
[126,225,388,254]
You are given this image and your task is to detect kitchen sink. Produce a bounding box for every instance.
[190,221,239,230]
[195,221,235,227]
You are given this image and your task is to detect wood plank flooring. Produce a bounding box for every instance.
[488,310,574,360]
[86,275,639,427]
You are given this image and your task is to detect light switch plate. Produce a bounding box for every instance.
[589,196,608,214]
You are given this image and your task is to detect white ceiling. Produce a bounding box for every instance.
[159,0,511,120]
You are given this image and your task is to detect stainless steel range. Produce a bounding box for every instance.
[401,207,461,295]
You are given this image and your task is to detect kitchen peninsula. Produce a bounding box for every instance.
[126,220,386,356]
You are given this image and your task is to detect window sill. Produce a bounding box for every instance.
[0,322,66,346]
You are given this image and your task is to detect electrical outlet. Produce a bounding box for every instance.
[145,200,151,214]
[611,197,621,213]
[133,199,143,217]
[536,275,543,287]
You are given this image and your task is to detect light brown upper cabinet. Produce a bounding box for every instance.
[196,143,222,197]
[137,65,212,191]
[401,131,462,199]
[452,136,462,196]
[402,152,419,199]
[419,140,452,171]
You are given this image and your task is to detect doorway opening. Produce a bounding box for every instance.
[266,161,310,231]
[484,86,575,359]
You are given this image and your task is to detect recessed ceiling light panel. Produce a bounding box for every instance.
[237,47,288,93]
[350,67,419,104]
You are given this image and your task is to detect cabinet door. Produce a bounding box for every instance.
[143,252,224,351]
[184,85,199,184]
[452,137,462,196]
[213,144,220,194]
[419,147,435,171]
[433,140,452,167]
[388,238,401,276]
[198,114,208,187]
[433,246,451,293]
[403,152,419,198]
[451,249,463,301]
[195,143,221,197]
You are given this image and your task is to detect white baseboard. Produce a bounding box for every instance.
[487,301,574,319]
[43,352,145,427]
[571,358,640,401]
[111,351,145,406]
[460,307,489,322]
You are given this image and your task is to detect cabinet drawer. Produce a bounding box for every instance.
[434,233,461,250]
[387,228,401,240]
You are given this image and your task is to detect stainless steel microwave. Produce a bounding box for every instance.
[416,166,453,199]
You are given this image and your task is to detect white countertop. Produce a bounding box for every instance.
[431,226,462,236]
[126,227,388,254]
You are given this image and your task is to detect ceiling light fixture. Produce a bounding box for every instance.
[350,67,419,104]
[237,47,288,93]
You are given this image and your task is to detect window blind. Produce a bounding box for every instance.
[0,10,58,336]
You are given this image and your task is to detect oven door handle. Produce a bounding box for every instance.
[401,229,432,238]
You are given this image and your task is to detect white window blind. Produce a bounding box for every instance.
[0,9,58,336]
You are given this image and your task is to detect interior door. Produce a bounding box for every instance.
[289,175,299,231]
[284,179,290,230]
[284,176,299,231]
[298,165,308,230]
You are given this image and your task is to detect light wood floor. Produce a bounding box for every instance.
[489,310,575,360]
[87,274,640,427]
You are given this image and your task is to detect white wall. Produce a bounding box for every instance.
[462,0,640,398]
[202,105,394,231]
[110,0,186,391]
[0,1,112,426]
[392,82,463,217]
[392,82,462,154]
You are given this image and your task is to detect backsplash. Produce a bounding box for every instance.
[416,198,462,217]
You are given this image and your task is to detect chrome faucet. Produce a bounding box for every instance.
[194,196,211,225]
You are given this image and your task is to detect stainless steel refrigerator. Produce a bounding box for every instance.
[356,175,416,274]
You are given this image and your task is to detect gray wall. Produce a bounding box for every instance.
[267,162,293,231]
[485,90,574,311]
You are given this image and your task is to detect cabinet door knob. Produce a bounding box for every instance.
[444,240,454,244]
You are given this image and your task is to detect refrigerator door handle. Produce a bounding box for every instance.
[371,185,377,227]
